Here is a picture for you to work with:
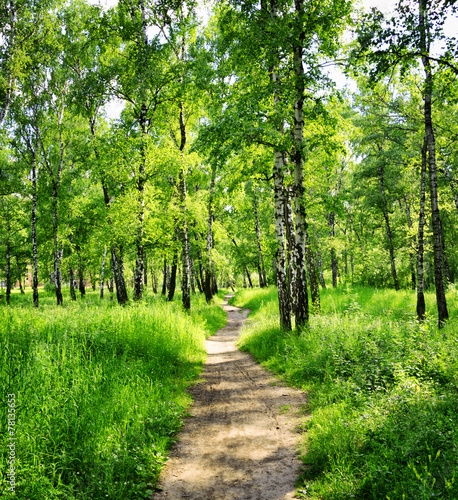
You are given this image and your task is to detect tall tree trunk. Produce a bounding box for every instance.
[305,230,320,312]
[110,246,127,305]
[420,0,448,326]
[273,152,292,330]
[180,170,191,310]
[190,258,196,294]
[417,137,427,321]
[40,96,65,306]
[52,178,63,306]
[269,0,291,330]
[328,212,338,287]
[31,141,39,308]
[317,250,326,289]
[253,186,266,287]
[403,196,417,289]
[78,248,85,298]
[244,265,253,288]
[378,162,400,290]
[100,246,107,299]
[6,217,11,305]
[151,265,158,294]
[204,167,217,303]
[168,248,178,302]
[194,262,203,293]
[143,250,148,288]
[133,105,147,301]
[68,233,76,301]
[292,0,309,328]
[162,257,168,296]
[285,187,296,314]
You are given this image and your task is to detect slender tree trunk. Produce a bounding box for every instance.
[16,257,24,294]
[196,246,205,293]
[162,258,168,295]
[420,0,448,326]
[179,167,191,310]
[305,230,320,312]
[212,262,218,295]
[133,105,147,301]
[0,1,16,130]
[417,137,427,321]
[253,186,266,287]
[52,178,63,306]
[143,250,148,288]
[403,196,417,289]
[450,181,458,216]
[243,265,247,288]
[204,167,217,303]
[168,248,178,302]
[31,142,39,308]
[151,266,158,294]
[111,246,127,305]
[244,265,253,288]
[77,248,85,298]
[292,0,309,328]
[273,152,292,330]
[68,233,76,301]
[6,221,11,305]
[269,0,291,330]
[194,262,203,293]
[100,246,107,299]
[285,187,296,314]
[317,250,326,289]
[190,259,196,294]
[378,162,400,290]
[328,211,338,287]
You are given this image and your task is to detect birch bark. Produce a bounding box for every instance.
[419,0,448,326]
[31,138,39,307]
[416,137,427,321]
[292,0,309,328]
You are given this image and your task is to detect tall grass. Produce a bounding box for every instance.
[233,285,458,499]
[0,289,226,499]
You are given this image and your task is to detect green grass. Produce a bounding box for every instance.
[0,288,226,499]
[232,285,458,500]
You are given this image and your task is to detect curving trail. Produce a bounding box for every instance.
[152,294,307,500]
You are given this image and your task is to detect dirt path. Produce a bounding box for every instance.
[152,294,307,500]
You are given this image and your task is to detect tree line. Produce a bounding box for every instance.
[1,0,457,328]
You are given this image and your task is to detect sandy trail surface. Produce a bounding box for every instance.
[152,294,307,500]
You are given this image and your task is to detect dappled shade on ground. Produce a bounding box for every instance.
[152,295,307,500]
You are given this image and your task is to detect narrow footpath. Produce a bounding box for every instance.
[152,294,307,500]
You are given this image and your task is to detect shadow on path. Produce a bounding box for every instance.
[152,294,307,500]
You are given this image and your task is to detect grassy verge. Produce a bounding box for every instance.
[0,289,226,499]
[232,285,458,499]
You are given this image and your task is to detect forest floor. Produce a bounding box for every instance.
[152,294,307,500]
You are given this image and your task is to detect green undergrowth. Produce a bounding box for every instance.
[232,285,458,499]
[0,289,226,499]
